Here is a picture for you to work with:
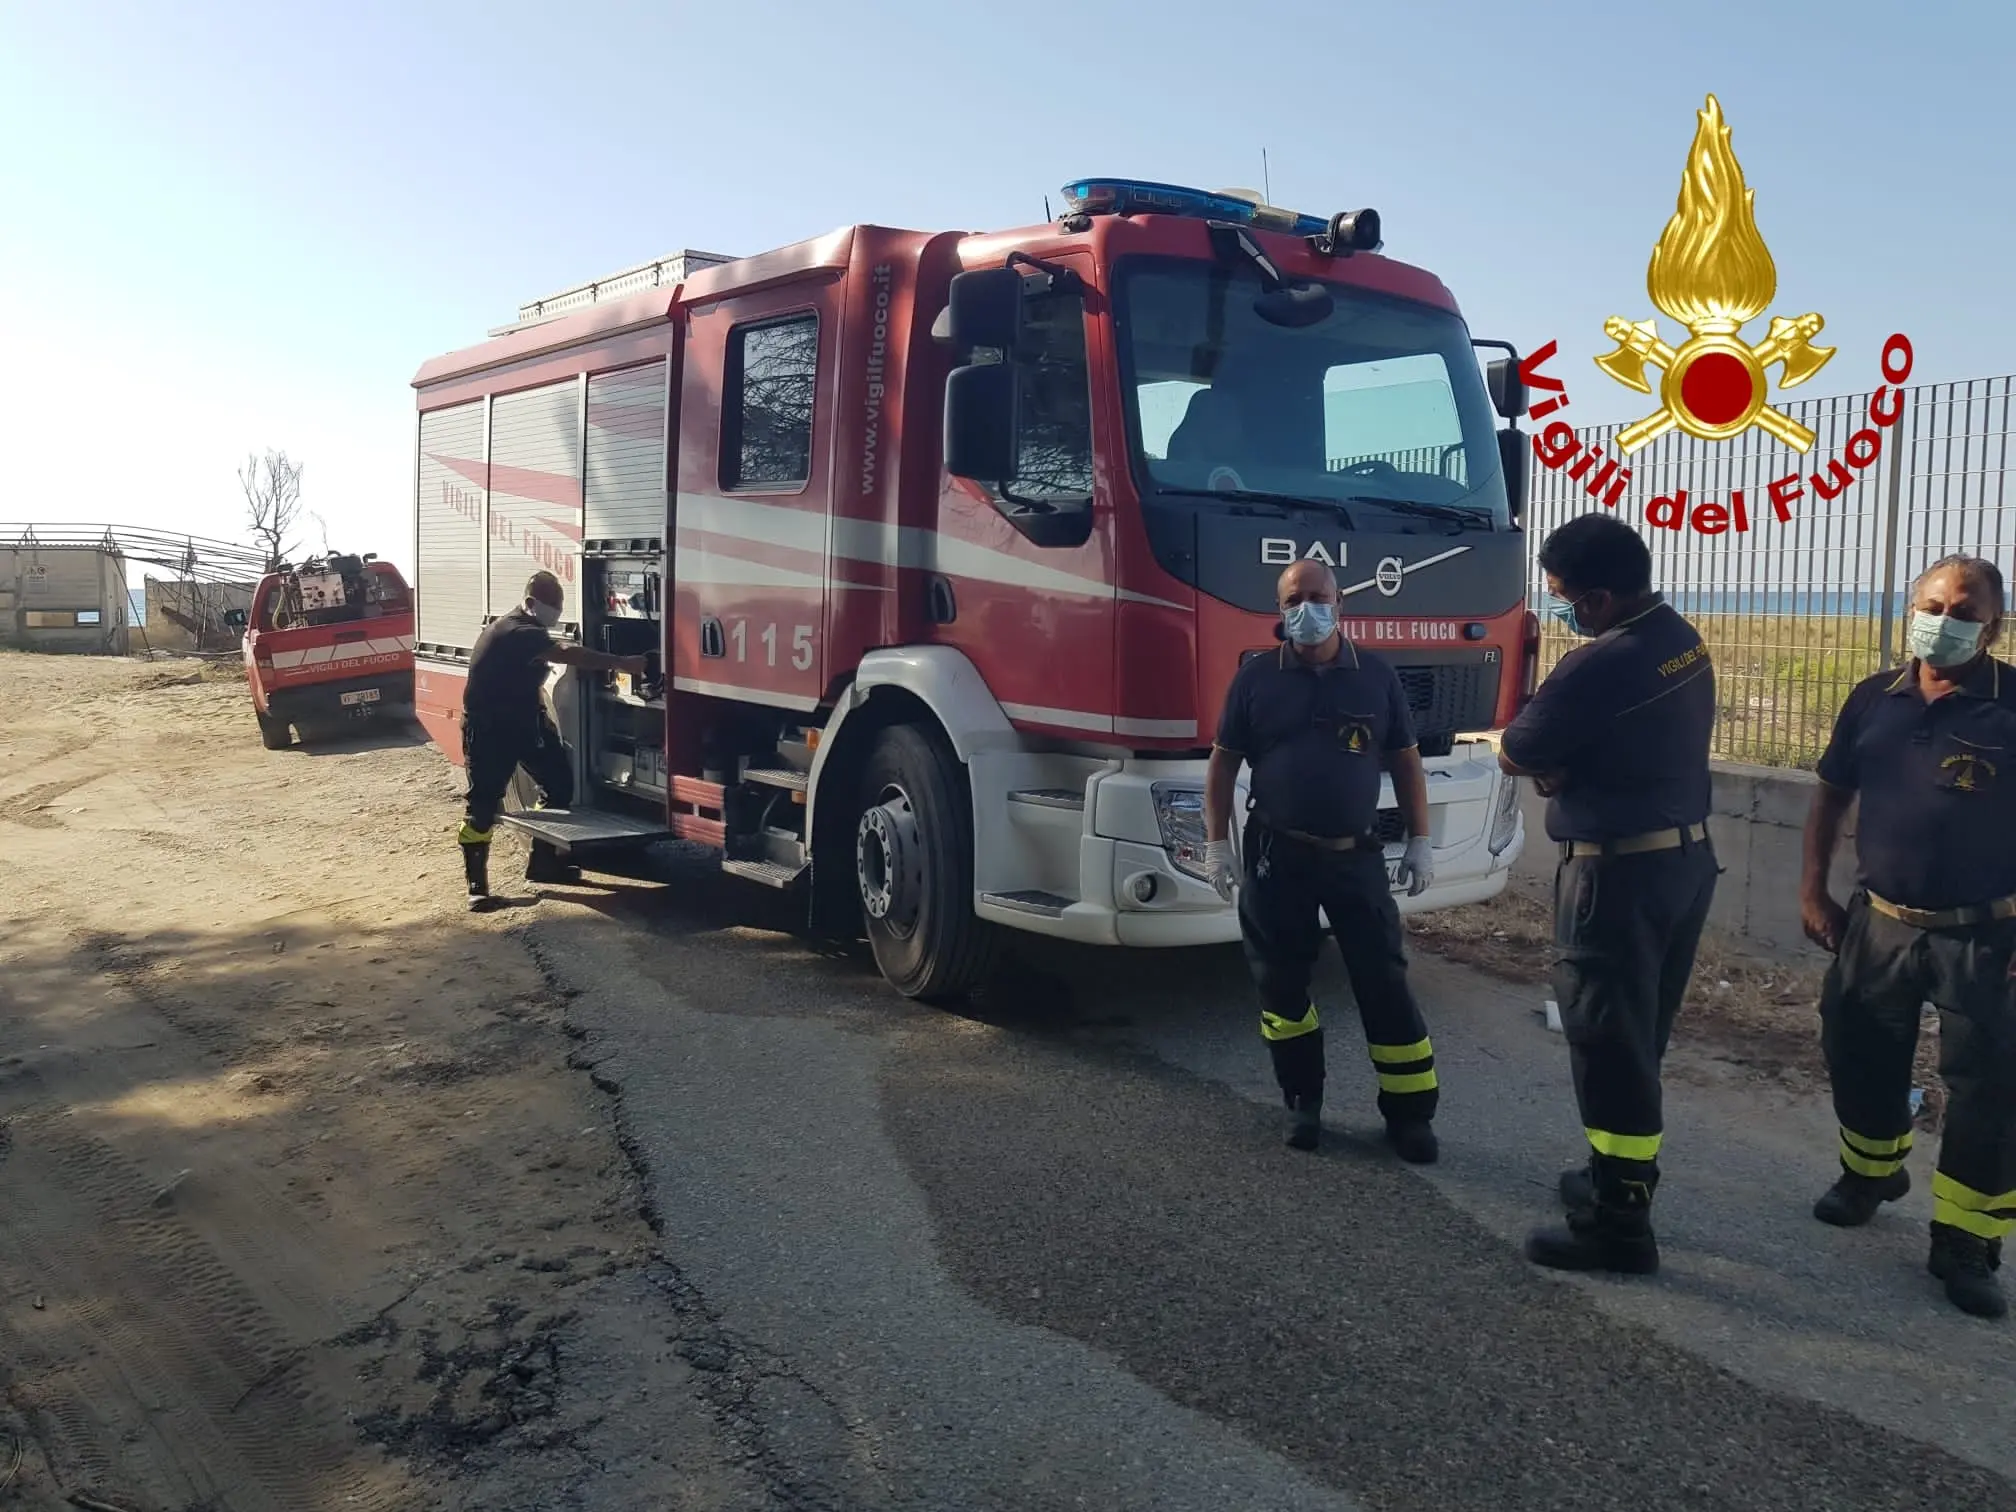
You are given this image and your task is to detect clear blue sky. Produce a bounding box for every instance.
[4,0,2010,576]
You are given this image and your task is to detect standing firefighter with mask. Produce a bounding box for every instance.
[1202,560,1441,1160]
[459,571,647,910]
[1498,514,1717,1276]
[1802,554,2016,1320]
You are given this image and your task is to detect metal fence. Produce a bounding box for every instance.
[1525,368,2016,767]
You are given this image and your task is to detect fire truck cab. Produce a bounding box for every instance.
[409,179,1534,1001]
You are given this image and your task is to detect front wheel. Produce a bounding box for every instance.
[854,724,999,1003]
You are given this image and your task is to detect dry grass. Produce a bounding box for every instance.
[1406,886,1949,1131]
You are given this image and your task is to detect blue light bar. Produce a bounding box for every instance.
[1060,177,1331,237]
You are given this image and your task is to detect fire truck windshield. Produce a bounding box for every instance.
[1113,257,1510,532]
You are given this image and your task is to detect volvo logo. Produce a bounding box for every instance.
[1332,545,1474,601]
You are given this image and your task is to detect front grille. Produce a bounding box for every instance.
[1394,662,1499,755]
[1372,809,1407,845]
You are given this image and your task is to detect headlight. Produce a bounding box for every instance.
[1151,783,1211,879]
[1488,773,1522,855]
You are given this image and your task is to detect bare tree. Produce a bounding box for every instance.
[241,450,306,570]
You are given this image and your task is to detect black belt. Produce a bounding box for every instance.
[1560,822,1707,860]
[1864,888,2016,931]
[1250,813,1373,852]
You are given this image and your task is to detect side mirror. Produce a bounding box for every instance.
[944,362,1019,482]
[1486,356,1527,421]
[1253,282,1334,329]
[1497,427,1528,526]
[223,608,248,631]
[943,268,1026,353]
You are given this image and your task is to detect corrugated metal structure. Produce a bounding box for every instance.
[0,531,129,653]
[0,524,275,657]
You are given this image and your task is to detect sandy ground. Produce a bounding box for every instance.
[0,652,722,1512]
[0,650,1988,1512]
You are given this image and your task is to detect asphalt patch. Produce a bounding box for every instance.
[879,1025,2016,1512]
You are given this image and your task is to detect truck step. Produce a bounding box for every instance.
[721,858,807,889]
[742,763,809,793]
[1007,788,1084,812]
[980,889,1075,918]
[498,807,669,851]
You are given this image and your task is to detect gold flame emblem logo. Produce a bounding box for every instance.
[1597,95,1834,455]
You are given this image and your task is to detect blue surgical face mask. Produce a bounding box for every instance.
[1282,600,1338,646]
[1545,593,1594,637]
[531,599,562,629]
[1908,610,1986,668]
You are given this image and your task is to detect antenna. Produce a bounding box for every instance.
[1044,194,1053,221]
[1262,148,1271,204]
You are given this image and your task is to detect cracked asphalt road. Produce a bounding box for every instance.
[523,849,2016,1512]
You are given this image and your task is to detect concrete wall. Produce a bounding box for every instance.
[141,576,257,652]
[0,546,128,653]
[1511,762,1860,962]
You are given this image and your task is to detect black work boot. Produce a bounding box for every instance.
[463,843,493,912]
[525,841,582,885]
[1384,1120,1439,1165]
[1284,1093,1322,1152]
[1814,1167,1911,1227]
[1527,1168,1659,1276]
[1929,1224,2009,1319]
[1560,1163,1595,1215]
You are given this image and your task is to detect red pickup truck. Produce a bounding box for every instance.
[229,553,416,749]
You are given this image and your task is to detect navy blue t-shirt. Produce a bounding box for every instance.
[1500,599,1715,842]
[1215,640,1418,839]
[464,607,554,730]
[1816,656,2016,911]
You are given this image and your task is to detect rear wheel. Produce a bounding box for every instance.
[257,711,291,750]
[855,723,999,1003]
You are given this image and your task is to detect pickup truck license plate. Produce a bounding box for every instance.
[340,688,382,707]
[1385,857,1405,890]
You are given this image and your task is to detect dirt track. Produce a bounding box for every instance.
[0,652,734,1512]
[4,650,2000,1512]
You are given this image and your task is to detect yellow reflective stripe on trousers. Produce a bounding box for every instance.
[1586,1128,1662,1162]
[1260,1003,1320,1042]
[458,823,493,845]
[1368,1038,1433,1065]
[1932,1172,2016,1241]
[1839,1140,1908,1180]
[1377,1070,1439,1095]
[1841,1127,1913,1159]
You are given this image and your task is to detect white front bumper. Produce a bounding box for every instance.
[969,740,1527,947]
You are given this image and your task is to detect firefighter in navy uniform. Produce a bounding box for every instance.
[1802,554,2016,1320]
[1497,514,1718,1276]
[459,571,646,909]
[1202,559,1442,1160]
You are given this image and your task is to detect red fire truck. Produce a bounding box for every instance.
[409,179,1536,1001]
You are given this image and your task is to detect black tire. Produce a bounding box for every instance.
[854,723,1000,1003]
[257,711,291,750]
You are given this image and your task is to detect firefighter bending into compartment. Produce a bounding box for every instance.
[1498,514,1718,1276]
[1802,553,2016,1320]
[459,571,647,909]
[1202,559,1441,1160]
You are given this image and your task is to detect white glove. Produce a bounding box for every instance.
[1203,839,1237,903]
[1397,835,1435,896]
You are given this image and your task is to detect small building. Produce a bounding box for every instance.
[0,536,129,654]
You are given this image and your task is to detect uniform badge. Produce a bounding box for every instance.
[1940,750,1997,792]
